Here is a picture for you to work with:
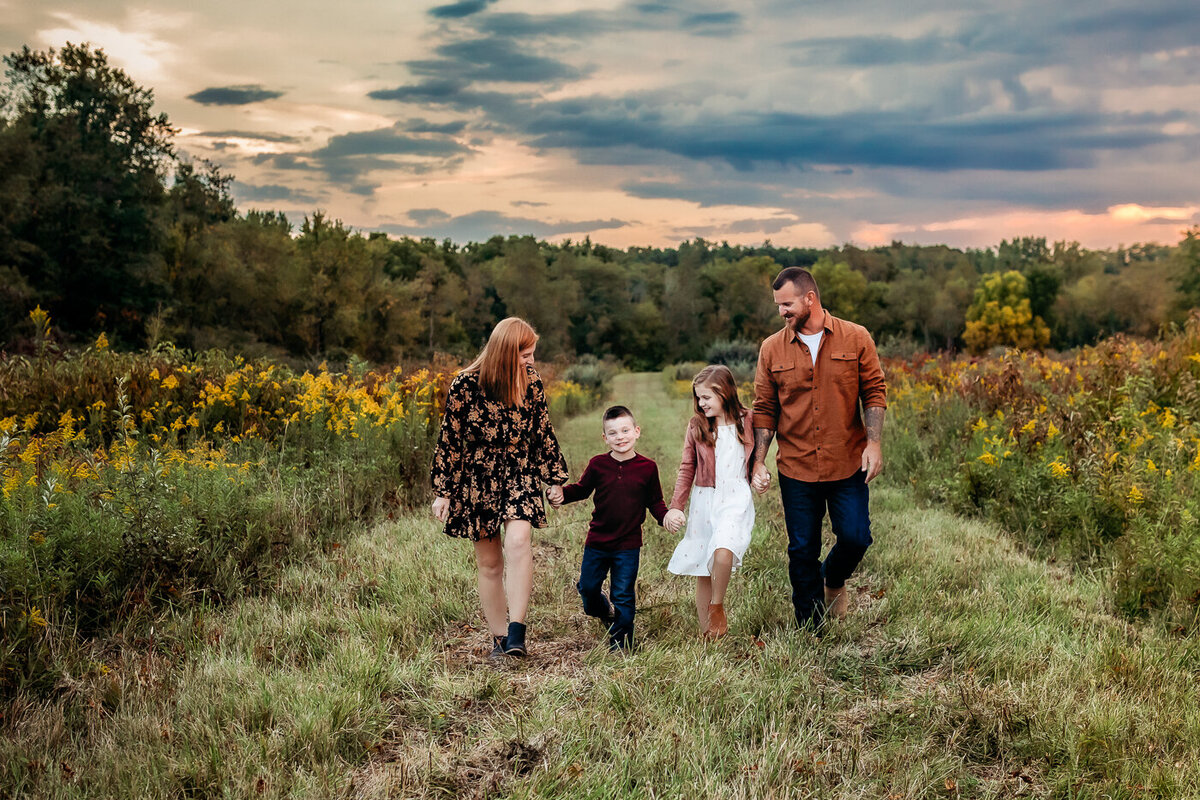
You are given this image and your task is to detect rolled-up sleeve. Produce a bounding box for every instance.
[858,333,887,410]
[752,339,781,431]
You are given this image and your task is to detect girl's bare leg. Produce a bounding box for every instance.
[710,548,734,605]
[473,536,507,637]
[695,577,712,633]
[502,519,534,624]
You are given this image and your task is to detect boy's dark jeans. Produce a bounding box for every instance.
[778,470,873,628]
[578,545,639,649]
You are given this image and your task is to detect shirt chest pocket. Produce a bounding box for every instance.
[829,352,859,385]
[770,361,805,393]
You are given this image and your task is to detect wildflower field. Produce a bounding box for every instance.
[886,313,1200,625]
[0,310,601,697]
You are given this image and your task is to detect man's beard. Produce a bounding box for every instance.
[785,305,810,332]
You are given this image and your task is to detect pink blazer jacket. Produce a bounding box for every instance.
[668,411,755,511]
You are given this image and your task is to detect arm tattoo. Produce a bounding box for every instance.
[753,427,775,464]
[865,407,885,443]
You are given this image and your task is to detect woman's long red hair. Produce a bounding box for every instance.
[690,364,749,448]
[463,317,539,406]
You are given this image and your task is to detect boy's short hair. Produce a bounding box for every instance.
[602,405,635,424]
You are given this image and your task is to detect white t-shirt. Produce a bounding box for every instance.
[798,330,824,365]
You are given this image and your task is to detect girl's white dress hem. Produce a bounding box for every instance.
[667,423,755,577]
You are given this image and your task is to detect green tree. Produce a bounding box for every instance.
[0,43,175,341]
[700,255,779,343]
[810,257,870,321]
[963,270,1050,354]
[1175,227,1200,314]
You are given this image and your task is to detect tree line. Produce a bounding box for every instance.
[3,43,1199,367]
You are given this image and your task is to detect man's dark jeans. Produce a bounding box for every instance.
[778,470,872,628]
[577,545,639,649]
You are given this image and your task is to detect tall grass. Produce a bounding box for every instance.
[884,313,1200,625]
[4,372,1200,798]
[0,310,452,696]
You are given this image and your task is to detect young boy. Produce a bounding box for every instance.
[551,405,669,652]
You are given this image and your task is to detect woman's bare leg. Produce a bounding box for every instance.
[473,536,507,637]
[503,519,534,624]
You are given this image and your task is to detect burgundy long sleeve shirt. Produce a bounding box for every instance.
[561,452,669,550]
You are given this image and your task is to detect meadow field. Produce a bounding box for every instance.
[4,361,1200,798]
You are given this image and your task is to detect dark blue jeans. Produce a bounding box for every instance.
[577,546,639,649]
[779,470,872,628]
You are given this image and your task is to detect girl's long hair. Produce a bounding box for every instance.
[463,317,539,406]
[690,364,749,448]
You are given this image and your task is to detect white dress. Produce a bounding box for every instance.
[667,423,755,576]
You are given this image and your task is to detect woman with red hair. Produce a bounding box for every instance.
[431,317,569,658]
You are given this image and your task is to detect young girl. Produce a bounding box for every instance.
[663,365,756,638]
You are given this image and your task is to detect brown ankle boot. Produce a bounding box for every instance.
[705,603,728,638]
[824,585,849,620]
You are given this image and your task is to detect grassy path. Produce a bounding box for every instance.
[6,373,1200,798]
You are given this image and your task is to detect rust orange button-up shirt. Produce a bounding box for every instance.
[752,312,887,483]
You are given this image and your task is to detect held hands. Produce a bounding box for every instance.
[546,485,564,508]
[751,462,772,494]
[861,442,883,483]
[663,508,686,533]
[431,496,450,523]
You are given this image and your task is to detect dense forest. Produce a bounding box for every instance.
[3,43,1199,368]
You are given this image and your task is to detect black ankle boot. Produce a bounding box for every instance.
[489,634,508,660]
[504,621,527,656]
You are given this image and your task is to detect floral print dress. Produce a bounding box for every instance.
[430,366,569,541]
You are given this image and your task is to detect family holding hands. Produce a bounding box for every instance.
[430,267,887,658]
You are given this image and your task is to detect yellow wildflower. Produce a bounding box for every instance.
[1049,459,1070,479]
[161,374,179,390]
[1046,421,1059,440]
[972,418,988,432]
[1127,485,1145,505]
[95,332,109,351]
[977,452,997,466]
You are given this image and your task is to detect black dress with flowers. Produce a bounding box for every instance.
[430,367,569,541]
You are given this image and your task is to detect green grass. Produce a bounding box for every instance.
[4,373,1200,798]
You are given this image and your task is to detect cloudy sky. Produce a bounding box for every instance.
[4,0,1200,249]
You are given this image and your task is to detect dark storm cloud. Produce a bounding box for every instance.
[232,181,318,205]
[429,0,498,19]
[408,208,452,224]
[369,79,472,102]
[314,127,473,159]
[677,214,803,238]
[187,85,284,105]
[369,79,528,114]
[248,124,476,195]
[681,11,743,36]
[403,118,469,134]
[379,210,626,241]
[518,99,1180,172]
[620,180,782,208]
[408,37,587,84]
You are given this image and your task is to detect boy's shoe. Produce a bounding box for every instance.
[489,635,508,661]
[704,603,728,639]
[504,622,528,657]
[599,592,616,625]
